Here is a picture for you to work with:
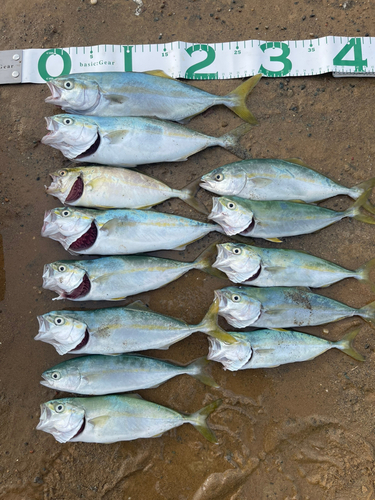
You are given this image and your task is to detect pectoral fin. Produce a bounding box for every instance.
[89,416,111,427]
[248,177,273,188]
[105,130,129,144]
[103,94,129,104]
[265,237,283,243]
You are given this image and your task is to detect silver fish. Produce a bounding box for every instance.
[46,166,207,213]
[41,114,252,167]
[40,355,218,394]
[208,190,375,242]
[45,71,261,123]
[41,244,229,303]
[213,242,375,290]
[37,395,222,443]
[215,286,375,329]
[41,207,223,255]
[35,299,236,355]
[200,158,375,213]
[208,326,364,371]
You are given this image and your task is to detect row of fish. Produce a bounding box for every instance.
[37,71,372,444]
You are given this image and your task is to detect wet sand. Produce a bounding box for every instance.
[1,0,375,498]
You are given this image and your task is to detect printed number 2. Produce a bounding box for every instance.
[185,45,218,80]
[333,38,367,72]
[259,42,292,77]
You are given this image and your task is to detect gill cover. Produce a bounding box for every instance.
[42,262,86,300]
[37,399,85,443]
[36,313,87,355]
[41,208,94,251]
[215,288,262,328]
[45,76,101,113]
[208,336,252,371]
[208,197,254,236]
[213,243,261,283]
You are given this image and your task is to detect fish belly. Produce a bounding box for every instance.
[244,343,331,368]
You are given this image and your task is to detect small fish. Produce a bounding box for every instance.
[208,189,375,242]
[36,298,236,355]
[37,395,222,443]
[41,207,224,255]
[41,244,233,315]
[213,242,375,290]
[200,158,375,213]
[215,286,375,329]
[40,355,218,394]
[45,71,261,124]
[46,166,207,213]
[41,115,252,167]
[208,326,364,371]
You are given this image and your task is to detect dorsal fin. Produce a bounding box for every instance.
[145,70,174,80]
[284,158,313,169]
[126,393,144,400]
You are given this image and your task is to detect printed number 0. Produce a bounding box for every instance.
[185,45,218,80]
[259,42,292,77]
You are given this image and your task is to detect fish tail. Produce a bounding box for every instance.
[347,188,375,224]
[356,258,375,293]
[186,357,219,388]
[178,177,208,215]
[224,74,262,125]
[220,123,253,159]
[196,295,238,344]
[185,399,222,443]
[334,326,365,361]
[358,300,375,329]
[353,177,375,215]
[194,243,228,279]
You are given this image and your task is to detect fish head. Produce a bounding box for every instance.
[213,243,261,283]
[41,362,82,392]
[214,288,261,328]
[42,261,87,299]
[201,166,246,196]
[36,312,87,355]
[37,398,86,443]
[208,334,253,371]
[41,114,99,160]
[45,75,101,113]
[41,207,94,251]
[46,167,84,204]
[208,197,253,236]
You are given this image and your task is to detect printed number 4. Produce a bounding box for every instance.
[333,38,367,72]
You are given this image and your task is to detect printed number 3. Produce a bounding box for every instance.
[259,42,292,77]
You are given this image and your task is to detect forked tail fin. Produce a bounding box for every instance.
[220,123,253,159]
[356,258,375,293]
[353,177,375,215]
[186,357,219,388]
[347,188,375,224]
[178,177,208,215]
[358,300,375,329]
[224,74,262,125]
[196,294,238,344]
[334,326,365,361]
[185,399,222,443]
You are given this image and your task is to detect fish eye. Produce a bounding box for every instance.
[59,170,66,176]
[52,372,61,380]
[58,265,66,272]
[64,81,74,90]
[215,173,224,181]
[233,247,242,255]
[63,117,74,126]
[62,210,70,217]
[55,403,65,413]
[231,294,241,302]
[54,317,65,326]
[227,202,236,210]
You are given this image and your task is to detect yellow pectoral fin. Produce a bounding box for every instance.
[105,130,129,144]
[144,70,174,79]
[89,416,111,428]
[265,237,283,243]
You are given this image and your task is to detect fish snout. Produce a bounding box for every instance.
[36,404,53,431]
[45,82,63,104]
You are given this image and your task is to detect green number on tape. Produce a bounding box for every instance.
[38,49,72,81]
[185,45,218,80]
[259,42,292,77]
[333,38,367,72]
[122,45,134,72]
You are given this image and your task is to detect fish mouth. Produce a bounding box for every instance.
[36,405,53,431]
[35,315,51,339]
[200,177,217,193]
[76,132,101,159]
[40,375,53,389]
[45,82,64,105]
[41,117,59,143]
[65,176,84,203]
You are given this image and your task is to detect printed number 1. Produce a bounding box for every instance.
[259,42,292,77]
[333,38,367,72]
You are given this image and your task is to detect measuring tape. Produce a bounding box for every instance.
[1,36,374,84]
